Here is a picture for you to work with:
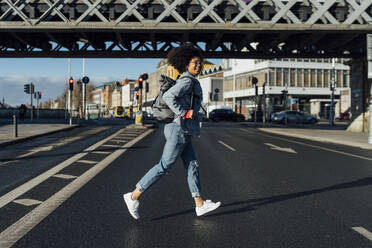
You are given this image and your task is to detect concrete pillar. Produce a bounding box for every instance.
[348,58,371,132]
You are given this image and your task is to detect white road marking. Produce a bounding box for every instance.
[17,146,54,158]
[53,174,77,180]
[264,143,297,154]
[218,140,236,151]
[0,161,16,166]
[13,199,42,207]
[352,227,372,241]
[110,139,128,143]
[102,144,121,148]
[0,128,154,248]
[91,151,111,154]
[0,128,126,209]
[240,128,372,162]
[77,160,97,165]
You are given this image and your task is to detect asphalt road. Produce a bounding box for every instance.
[1,122,372,248]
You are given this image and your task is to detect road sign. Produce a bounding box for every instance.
[82,76,89,84]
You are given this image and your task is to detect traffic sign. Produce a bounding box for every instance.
[82,76,89,84]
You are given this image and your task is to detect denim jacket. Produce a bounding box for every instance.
[162,71,203,136]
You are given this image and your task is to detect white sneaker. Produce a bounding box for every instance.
[123,193,140,220]
[195,199,221,217]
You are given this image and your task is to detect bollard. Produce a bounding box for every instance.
[13,115,18,138]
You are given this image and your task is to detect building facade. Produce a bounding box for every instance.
[222,58,350,120]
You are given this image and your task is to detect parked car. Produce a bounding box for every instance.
[271,110,318,124]
[209,109,245,122]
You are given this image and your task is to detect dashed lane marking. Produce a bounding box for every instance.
[0,128,154,248]
[217,140,236,152]
[240,128,372,162]
[352,227,372,241]
[0,128,126,209]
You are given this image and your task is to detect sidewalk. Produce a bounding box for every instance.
[243,121,372,150]
[0,123,80,148]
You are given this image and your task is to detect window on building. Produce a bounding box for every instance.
[304,69,310,87]
[311,69,316,87]
[324,70,330,88]
[343,71,349,88]
[283,69,289,87]
[277,69,283,87]
[269,69,275,86]
[317,69,323,87]
[337,70,343,88]
[290,69,296,87]
[297,69,303,87]
[224,78,233,92]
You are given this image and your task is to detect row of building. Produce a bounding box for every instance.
[90,58,351,121]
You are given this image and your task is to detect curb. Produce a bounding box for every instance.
[258,128,372,150]
[0,124,81,148]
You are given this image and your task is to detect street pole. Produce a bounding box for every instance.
[37,96,39,119]
[233,59,237,112]
[367,34,372,144]
[263,83,266,124]
[69,89,72,125]
[13,115,18,137]
[30,83,33,121]
[82,58,86,119]
[330,58,335,126]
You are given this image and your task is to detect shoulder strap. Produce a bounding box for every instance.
[179,76,196,109]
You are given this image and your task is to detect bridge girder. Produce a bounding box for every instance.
[0,0,371,58]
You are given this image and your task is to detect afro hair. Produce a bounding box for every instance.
[167,44,204,73]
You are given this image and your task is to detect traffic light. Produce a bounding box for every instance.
[69,77,74,91]
[145,82,149,93]
[30,83,34,94]
[138,77,143,89]
[38,92,42,99]
[281,89,288,99]
[136,92,139,100]
[24,84,30,94]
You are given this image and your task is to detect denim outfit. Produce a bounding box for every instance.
[136,72,203,197]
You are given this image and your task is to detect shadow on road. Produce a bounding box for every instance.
[151,177,372,220]
[206,177,372,218]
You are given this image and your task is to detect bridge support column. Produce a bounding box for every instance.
[348,58,371,133]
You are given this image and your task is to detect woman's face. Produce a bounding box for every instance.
[186,57,202,76]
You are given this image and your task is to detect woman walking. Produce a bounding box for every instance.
[124,44,221,220]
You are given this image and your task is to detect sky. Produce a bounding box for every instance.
[0,58,222,106]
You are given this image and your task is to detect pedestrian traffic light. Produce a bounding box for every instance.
[24,84,30,94]
[69,77,74,91]
[38,92,42,99]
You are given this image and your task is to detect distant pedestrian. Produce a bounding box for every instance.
[123,44,221,219]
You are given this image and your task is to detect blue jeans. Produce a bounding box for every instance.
[136,123,202,198]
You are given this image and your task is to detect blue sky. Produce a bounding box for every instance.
[0,58,221,106]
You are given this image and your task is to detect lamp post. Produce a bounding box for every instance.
[329,58,336,127]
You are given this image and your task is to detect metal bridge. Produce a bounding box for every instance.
[0,0,371,58]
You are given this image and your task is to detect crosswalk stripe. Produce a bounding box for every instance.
[77,160,98,164]
[53,174,78,179]
[13,199,42,207]
[91,151,111,154]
